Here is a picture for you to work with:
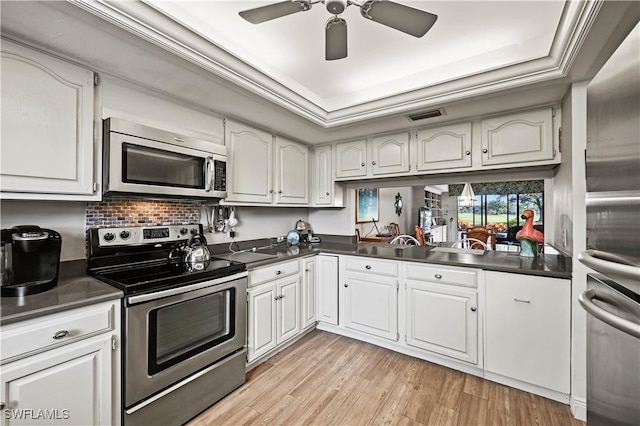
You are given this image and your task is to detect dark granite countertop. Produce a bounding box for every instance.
[214,236,571,279]
[1,260,123,326]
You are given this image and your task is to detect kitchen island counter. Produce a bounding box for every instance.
[212,237,571,279]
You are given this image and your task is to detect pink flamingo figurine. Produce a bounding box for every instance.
[516,209,544,257]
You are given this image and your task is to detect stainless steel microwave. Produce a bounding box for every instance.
[103,118,227,199]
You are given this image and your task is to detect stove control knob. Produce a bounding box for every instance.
[180,228,189,235]
[119,230,131,240]
[190,228,198,235]
[103,232,116,243]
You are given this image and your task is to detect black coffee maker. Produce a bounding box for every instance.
[1,225,62,297]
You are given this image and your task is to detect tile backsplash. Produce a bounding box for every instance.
[86,197,201,228]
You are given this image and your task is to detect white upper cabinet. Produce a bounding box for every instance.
[1,40,98,200]
[335,132,410,180]
[225,119,273,203]
[275,136,309,204]
[371,132,410,175]
[416,122,472,171]
[481,108,557,166]
[335,139,367,179]
[225,119,309,205]
[312,145,344,207]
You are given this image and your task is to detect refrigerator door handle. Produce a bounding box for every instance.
[579,288,640,339]
[578,250,640,280]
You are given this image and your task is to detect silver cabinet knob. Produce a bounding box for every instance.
[344,283,348,287]
[471,306,477,312]
[326,192,330,196]
[465,151,471,155]
[1,402,5,410]
[278,190,283,194]
[361,162,365,167]
[434,274,442,279]
[269,189,274,193]
[275,270,282,275]
[372,161,377,165]
[482,148,488,154]
[365,265,372,270]
[304,268,309,273]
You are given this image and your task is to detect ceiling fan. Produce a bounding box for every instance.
[239,0,438,61]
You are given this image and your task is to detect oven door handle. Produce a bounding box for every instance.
[127,271,248,305]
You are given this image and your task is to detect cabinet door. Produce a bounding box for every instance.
[406,280,478,364]
[275,136,309,204]
[276,276,301,344]
[0,335,112,425]
[247,283,278,362]
[335,140,367,178]
[344,272,398,341]
[225,119,273,203]
[481,108,555,166]
[416,122,472,171]
[301,257,317,329]
[317,255,339,325]
[1,40,97,199]
[371,132,410,175]
[313,145,333,205]
[485,271,570,393]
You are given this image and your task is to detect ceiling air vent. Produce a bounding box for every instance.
[407,108,445,122]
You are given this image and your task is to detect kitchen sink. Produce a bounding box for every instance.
[430,247,486,255]
[215,251,278,263]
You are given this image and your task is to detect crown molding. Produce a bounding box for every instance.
[72,0,602,129]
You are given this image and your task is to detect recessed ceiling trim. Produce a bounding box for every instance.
[74,0,601,129]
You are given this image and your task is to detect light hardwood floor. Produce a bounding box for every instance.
[189,330,584,426]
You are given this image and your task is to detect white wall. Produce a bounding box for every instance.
[1,201,88,261]
[202,206,308,244]
[554,81,589,421]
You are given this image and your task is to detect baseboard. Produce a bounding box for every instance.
[483,371,570,404]
[570,395,587,422]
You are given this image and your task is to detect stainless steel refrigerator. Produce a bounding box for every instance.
[578,23,640,426]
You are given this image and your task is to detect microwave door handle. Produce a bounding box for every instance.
[205,156,214,192]
[578,250,640,280]
[579,288,640,339]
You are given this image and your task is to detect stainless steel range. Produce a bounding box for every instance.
[87,224,247,426]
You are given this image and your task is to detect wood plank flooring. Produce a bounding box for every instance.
[188,330,584,426]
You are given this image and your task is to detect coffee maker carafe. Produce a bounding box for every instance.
[1,225,62,297]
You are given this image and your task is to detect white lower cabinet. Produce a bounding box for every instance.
[0,300,120,426]
[317,255,339,325]
[484,271,570,394]
[247,261,302,363]
[404,262,479,364]
[301,257,317,329]
[342,257,398,341]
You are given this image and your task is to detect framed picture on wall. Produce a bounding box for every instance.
[356,188,379,223]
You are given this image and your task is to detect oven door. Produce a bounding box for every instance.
[124,272,247,407]
[105,132,226,198]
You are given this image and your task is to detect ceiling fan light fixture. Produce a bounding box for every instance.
[326,0,348,15]
[326,17,348,61]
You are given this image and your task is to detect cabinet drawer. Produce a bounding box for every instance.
[250,259,300,287]
[405,263,477,288]
[1,301,116,363]
[345,256,398,277]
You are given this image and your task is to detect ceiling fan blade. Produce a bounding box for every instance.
[361,0,438,38]
[326,17,347,61]
[239,1,310,24]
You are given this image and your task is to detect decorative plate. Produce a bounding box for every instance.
[286,230,300,245]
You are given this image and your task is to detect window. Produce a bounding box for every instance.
[453,181,544,234]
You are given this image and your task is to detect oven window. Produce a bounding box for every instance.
[122,143,205,189]
[148,289,235,375]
